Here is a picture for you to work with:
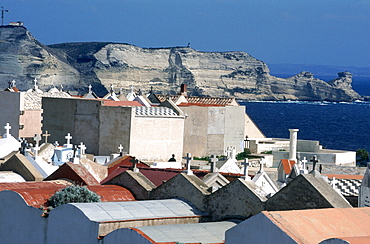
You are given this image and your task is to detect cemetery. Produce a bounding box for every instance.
[0,82,367,243]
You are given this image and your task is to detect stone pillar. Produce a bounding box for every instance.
[289,129,299,162]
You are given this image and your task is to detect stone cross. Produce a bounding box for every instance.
[242,158,251,180]
[118,144,123,156]
[310,155,319,171]
[59,85,63,92]
[54,141,59,147]
[209,155,218,173]
[33,134,42,158]
[65,133,72,147]
[42,130,51,143]
[3,123,11,138]
[110,84,114,93]
[183,153,193,175]
[33,78,38,90]
[78,142,86,156]
[301,157,308,169]
[130,85,134,93]
[88,84,92,93]
[258,158,265,173]
[130,158,140,173]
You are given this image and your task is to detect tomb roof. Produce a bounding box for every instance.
[44,162,100,186]
[263,207,370,244]
[102,100,143,107]
[67,198,205,222]
[280,159,296,174]
[155,94,238,106]
[0,182,135,207]
[324,174,363,180]
[130,220,238,243]
[134,106,178,116]
[0,171,26,182]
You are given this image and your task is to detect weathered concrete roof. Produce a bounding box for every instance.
[133,221,238,243]
[0,171,26,182]
[264,208,370,244]
[156,94,238,106]
[69,198,205,222]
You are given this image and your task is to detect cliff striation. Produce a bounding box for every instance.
[0,26,361,101]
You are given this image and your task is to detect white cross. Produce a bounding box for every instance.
[3,123,11,138]
[258,158,265,173]
[242,158,251,180]
[65,133,72,147]
[33,134,42,158]
[34,78,38,90]
[183,153,193,175]
[88,84,92,93]
[209,155,218,173]
[79,142,86,155]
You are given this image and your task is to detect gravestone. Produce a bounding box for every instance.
[209,155,218,173]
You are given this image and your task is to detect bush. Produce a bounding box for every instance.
[48,185,101,208]
[236,149,251,160]
[356,149,369,167]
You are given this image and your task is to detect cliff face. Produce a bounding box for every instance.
[0,26,361,101]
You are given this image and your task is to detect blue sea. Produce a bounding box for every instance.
[240,101,370,153]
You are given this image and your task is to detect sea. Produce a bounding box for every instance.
[240,100,370,153]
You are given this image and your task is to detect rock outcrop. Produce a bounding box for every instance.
[0,26,361,101]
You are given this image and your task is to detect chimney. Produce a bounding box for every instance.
[180,84,187,96]
[289,129,299,162]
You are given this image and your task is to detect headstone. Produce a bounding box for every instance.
[3,123,11,138]
[209,155,218,173]
[42,130,51,143]
[241,158,251,180]
[64,133,72,148]
[183,153,193,175]
[33,134,42,158]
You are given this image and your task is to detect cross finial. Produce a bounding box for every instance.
[78,142,86,156]
[130,85,134,93]
[110,84,114,93]
[3,123,11,138]
[33,134,42,158]
[118,144,124,156]
[129,158,140,172]
[9,80,16,88]
[88,84,92,93]
[310,155,319,171]
[258,158,265,173]
[65,133,72,148]
[33,78,38,90]
[209,155,218,173]
[183,153,193,175]
[242,158,251,180]
[42,130,51,143]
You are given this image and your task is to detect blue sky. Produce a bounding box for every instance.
[2,0,369,67]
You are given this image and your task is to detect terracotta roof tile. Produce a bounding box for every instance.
[324,174,363,180]
[0,183,135,207]
[45,162,100,186]
[281,159,296,174]
[103,100,143,107]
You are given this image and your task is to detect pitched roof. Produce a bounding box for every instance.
[155,94,238,106]
[44,162,100,185]
[280,159,296,174]
[135,106,178,116]
[131,221,238,244]
[105,155,149,175]
[263,208,370,244]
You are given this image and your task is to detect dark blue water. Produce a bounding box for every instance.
[241,101,370,152]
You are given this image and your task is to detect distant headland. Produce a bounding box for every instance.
[0,25,362,102]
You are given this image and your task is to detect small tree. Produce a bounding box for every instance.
[48,185,101,208]
[356,149,369,167]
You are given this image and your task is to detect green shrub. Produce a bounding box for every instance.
[48,185,101,208]
[236,149,251,160]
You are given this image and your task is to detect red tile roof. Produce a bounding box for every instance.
[0,182,135,207]
[264,208,370,244]
[324,174,364,180]
[107,155,150,175]
[102,100,143,107]
[280,159,296,174]
[101,165,244,186]
[44,162,100,186]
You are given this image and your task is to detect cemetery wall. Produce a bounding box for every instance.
[19,109,42,138]
[130,116,184,162]
[0,91,22,138]
[99,106,132,155]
